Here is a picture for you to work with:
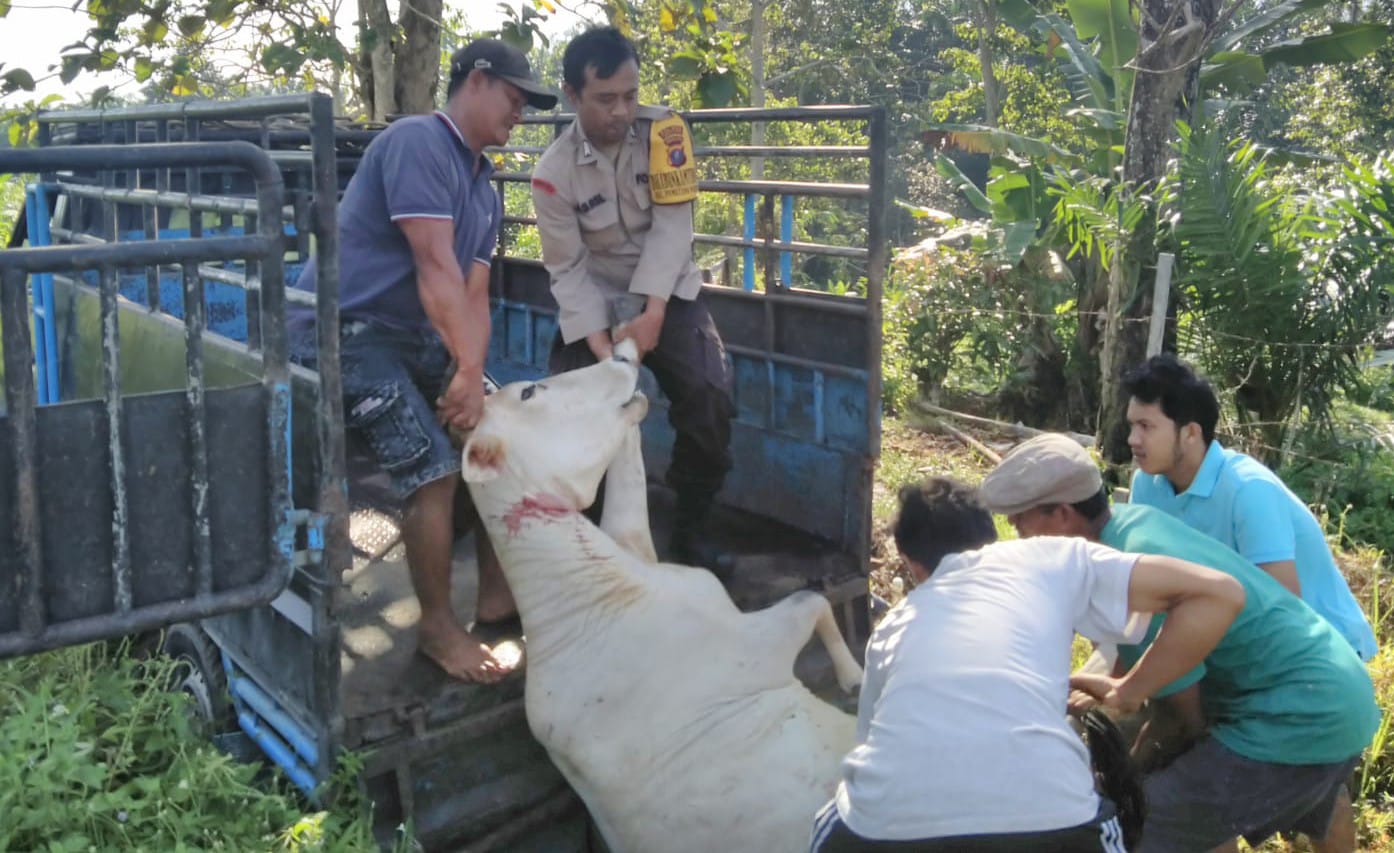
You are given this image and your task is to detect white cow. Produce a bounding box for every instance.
[462,343,862,853]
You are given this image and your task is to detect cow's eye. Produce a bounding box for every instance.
[521,384,537,401]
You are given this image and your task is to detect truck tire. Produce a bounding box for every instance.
[159,622,233,733]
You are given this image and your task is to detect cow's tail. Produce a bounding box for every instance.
[1083,709,1145,851]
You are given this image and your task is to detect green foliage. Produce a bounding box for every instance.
[1280,395,1394,557]
[1163,124,1394,456]
[0,642,386,852]
[928,22,1089,156]
[495,0,557,53]
[884,235,1073,410]
[657,1,748,107]
[1064,0,1135,113]
[0,175,25,246]
[1206,19,1391,95]
[580,0,750,108]
[1050,171,1148,271]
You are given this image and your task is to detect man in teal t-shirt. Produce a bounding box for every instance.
[1123,353,1376,659]
[980,433,1380,853]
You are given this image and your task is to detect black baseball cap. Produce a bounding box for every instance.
[450,39,558,110]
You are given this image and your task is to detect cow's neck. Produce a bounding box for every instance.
[473,483,645,665]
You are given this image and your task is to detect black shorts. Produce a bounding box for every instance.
[1140,735,1358,851]
[809,799,1127,853]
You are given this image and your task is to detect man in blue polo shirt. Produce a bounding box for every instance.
[289,40,557,682]
[1123,353,1376,660]
[981,434,1380,853]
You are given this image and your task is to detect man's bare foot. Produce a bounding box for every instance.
[418,615,514,683]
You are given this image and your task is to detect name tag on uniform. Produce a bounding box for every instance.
[574,193,607,214]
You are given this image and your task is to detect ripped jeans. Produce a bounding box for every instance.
[309,319,460,499]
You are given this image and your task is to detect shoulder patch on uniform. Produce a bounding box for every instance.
[648,114,698,204]
[532,177,557,196]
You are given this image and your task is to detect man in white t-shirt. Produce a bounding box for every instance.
[810,477,1245,852]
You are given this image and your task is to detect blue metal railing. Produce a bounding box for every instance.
[741,192,796,291]
[24,184,60,404]
[224,653,320,797]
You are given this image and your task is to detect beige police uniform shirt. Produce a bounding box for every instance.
[531,105,703,344]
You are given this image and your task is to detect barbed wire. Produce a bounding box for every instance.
[879,302,1393,352]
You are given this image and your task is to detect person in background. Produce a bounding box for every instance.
[981,433,1379,853]
[1122,353,1376,660]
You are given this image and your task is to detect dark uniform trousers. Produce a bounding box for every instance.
[549,293,734,504]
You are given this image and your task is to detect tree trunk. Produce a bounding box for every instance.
[750,0,767,179]
[1096,0,1218,463]
[976,0,999,126]
[394,0,443,114]
[357,0,398,121]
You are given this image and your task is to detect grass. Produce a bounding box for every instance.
[0,641,390,852]
[870,416,1011,600]
[871,414,1394,852]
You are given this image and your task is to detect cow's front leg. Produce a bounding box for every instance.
[600,422,657,563]
[745,590,863,693]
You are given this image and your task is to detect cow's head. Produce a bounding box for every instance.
[461,339,648,510]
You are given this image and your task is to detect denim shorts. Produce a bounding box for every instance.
[312,319,461,499]
[1140,735,1358,851]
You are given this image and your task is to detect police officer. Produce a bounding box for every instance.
[531,26,735,574]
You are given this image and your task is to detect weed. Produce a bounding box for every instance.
[0,641,389,852]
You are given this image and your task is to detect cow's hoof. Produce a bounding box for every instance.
[468,613,524,645]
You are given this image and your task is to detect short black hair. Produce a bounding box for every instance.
[1068,487,1110,522]
[1023,487,1111,525]
[446,66,471,98]
[1121,353,1220,445]
[563,26,639,93]
[893,478,997,576]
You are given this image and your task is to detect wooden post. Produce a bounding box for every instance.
[1146,252,1174,357]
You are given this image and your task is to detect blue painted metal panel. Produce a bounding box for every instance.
[823,373,870,452]
[119,225,300,242]
[108,252,876,549]
[731,353,771,428]
[531,309,556,371]
[641,413,853,538]
[773,362,818,440]
[504,304,530,367]
[81,263,308,344]
[487,300,559,384]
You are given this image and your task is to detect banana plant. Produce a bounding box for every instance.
[922,0,1390,282]
[920,152,1055,266]
[927,0,1390,174]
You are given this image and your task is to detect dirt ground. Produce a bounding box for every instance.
[869,416,1010,603]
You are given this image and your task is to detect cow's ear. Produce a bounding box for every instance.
[462,433,506,482]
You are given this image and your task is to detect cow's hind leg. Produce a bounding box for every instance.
[745,590,863,693]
